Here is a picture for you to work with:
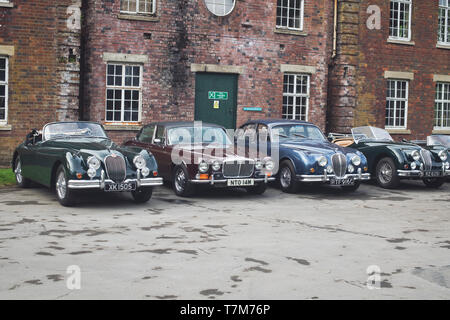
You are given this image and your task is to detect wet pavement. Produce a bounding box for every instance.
[0,181,449,299]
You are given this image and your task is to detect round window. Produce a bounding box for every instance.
[204,0,236,17]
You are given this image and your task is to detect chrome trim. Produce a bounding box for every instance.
[190,177,275,185]
[331,153,347,178]
[222,159,255,178]
[67,177,163,190]
[296,172,371,182]
[398,168,450,177]
[420,149,433,171]
[104,154,127,183]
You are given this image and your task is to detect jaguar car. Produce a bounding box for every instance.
[12,121,163,206]
[124,121,275,197]
[237,120,371,193]
[331,126,450,189]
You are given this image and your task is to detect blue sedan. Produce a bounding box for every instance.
[236,120,371,192]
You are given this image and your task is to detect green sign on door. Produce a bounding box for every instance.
[208,91,228,100]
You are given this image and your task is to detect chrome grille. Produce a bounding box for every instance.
[332,153,347,178]
[104,155,127,183]
[420,149,433,171]
[223,160,255,178]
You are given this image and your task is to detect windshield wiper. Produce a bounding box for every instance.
[292,133,306,138]
[274,133,288,138]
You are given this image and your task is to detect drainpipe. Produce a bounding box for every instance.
[332,0,338,58]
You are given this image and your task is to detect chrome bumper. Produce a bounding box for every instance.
[398,169,450,177]
[190,176,276,185]
[297,169,371,183]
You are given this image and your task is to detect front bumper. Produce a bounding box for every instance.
[296,169,371,183]
[68,170,163,190]
[190,176,276,186]
[398,168,450,178]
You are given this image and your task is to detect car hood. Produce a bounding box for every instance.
[358,140,422,152]
[280,139,355,156]
[173,143,254,161]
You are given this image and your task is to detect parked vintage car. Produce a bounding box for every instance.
[331,127,450,189]
[124,121,276,197]
[12,122,163,206]
[237,120,371,193]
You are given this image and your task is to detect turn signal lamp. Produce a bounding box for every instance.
[199,174,210,180]
[153,171,158,177]
[76,173,83,179]
[310,168,315,174]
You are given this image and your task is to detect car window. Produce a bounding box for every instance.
[257,124,269,141]
[139,125,155,143]
[154,126,165,143]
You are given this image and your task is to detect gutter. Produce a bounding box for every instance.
[332,0,338,58]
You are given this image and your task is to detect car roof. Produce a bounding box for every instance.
[242,119,314,127]
[144,121,225,129]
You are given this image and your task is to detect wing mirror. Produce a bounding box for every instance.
[154,138,164,145]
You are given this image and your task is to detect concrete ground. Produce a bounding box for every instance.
[0,181,449,300]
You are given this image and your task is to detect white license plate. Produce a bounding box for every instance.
[330,178,355,186]
[424,171,442,178]
[105,182,137,192]
[227,179,255,187]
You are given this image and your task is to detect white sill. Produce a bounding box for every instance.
[117,13,158,22]
[436,43,450,50]
[104,124,142,131]
[432,128,450,134]
[387,38,415,46]
[386,128,411,135]
[0,124,12,131]
[0,2,14,8]
[274,28,307,36]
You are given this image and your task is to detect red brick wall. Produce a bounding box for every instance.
[82,0,333,137]
[0,0,81,166]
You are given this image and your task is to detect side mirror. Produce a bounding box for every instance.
[154,138,163,145]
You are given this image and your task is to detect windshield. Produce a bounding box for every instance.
[351,126,393,143]
[427,135,450,148]
[271,124,326,141]
[167,126,232,146]
[44,122,108,140]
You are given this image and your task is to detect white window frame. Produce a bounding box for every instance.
[105,63,143,124]
[434,82,450,130]
[385,79,409,130]
[438,0,450,45]
[120,0,156,15]
[0,56,8,125]
[389,0,412,41]
[282,73,310,121]
[276,0,304,31]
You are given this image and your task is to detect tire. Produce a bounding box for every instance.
[375,157,400,189]
[246,183,267,195]
[55,165,75,207]
[14,157,31,188]
[131,187,153,203]
[278,160,298,193]
[341,181,361,192]
[173,166,195,197]
[422,177,445,189]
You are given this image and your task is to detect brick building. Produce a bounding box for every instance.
[329,0,450,140]
[0,0,81,164]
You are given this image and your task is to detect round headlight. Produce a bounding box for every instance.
[348,164,355,173]
[318,156,328,167]
[198,160,209,173]
[212,160,221,171]
[352,155,361,166]
[255,160,263,170]
[410,162,417,170]
[133,155,146,170]
[87,168,97,178]
[438,150,448,162]
[87,156,100,170]
[141,167,150,177]
[411,150,421,162]
[264,158,275,171]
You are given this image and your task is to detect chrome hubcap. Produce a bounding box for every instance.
[56,172,67,199]
[175,169,186,193]
[15,160,23,184]
[379,163,393,184]
[280,167,292,188]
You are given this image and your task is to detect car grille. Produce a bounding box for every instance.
[420,149,433,171]
[332,153,347,178]
[104,155,127,183]
[222,160,255,178]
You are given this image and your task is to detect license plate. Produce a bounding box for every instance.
[424,171,442,178]
[227,179,255,187]
[330,178,355,186]
[104,182,137,192]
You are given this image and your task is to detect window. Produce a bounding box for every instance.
[438,0,450,45]
[0,57,8,123]
[282,74,309,121]
[120,0,156,15]
[106,63,142,123]
[138,125,155,143]
[204,0,236,16]
[435,82,450,129]
[386,80,409,129]
[276,0,304,31]
[389,0,412,41]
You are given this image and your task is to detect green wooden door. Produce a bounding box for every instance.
[195,73,238,129]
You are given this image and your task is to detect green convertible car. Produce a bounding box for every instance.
[12,121,163,206]
[331,126,450,189]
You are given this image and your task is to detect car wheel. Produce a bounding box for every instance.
[14,157,31,188]
[375,157,400,189]
[173,166,195,197]
[246,183,267,195]
[422,177,445,189]
[55,165,75,207]
[131,187,153,203]
[341,181,361,192]
[279,160,298,193]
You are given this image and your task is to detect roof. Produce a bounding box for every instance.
[243,119,314,126]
